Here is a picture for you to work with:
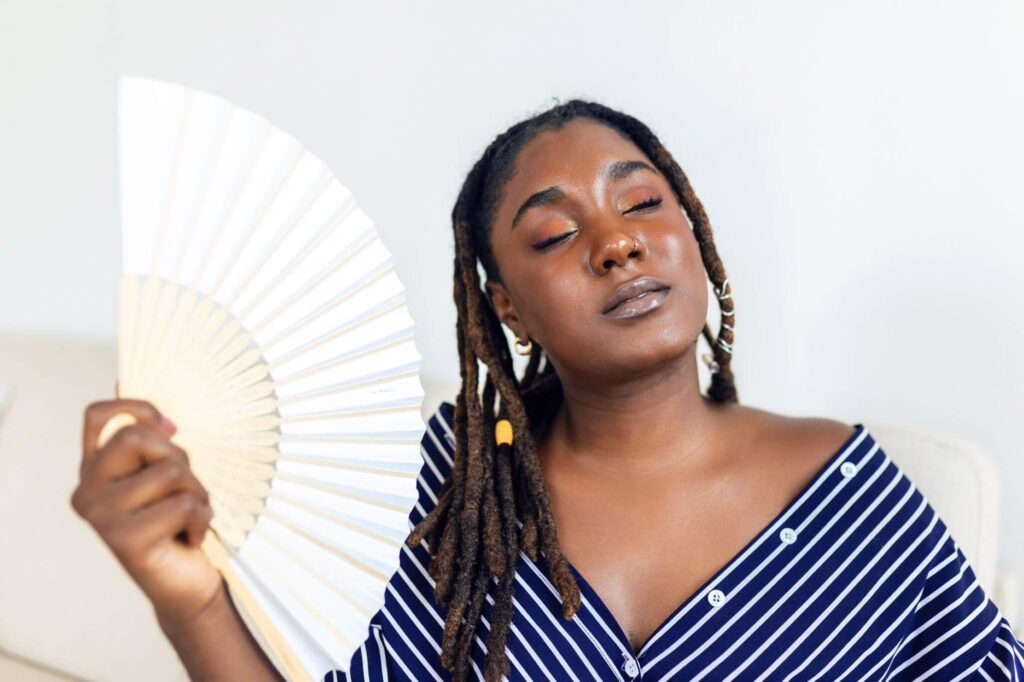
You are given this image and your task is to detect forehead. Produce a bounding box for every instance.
[498,119,650,202]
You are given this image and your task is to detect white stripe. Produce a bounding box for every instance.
[372,624,389,682]
[917,559,970,612]
[825,579,927,682]
[998,621,1024,669]
[895,578,982,657]
[518,552,626,680]
[402,543,547,682]
[648,440,883,675]
[641,430,872,664]
[510,588,587,682]
[713,488,933,682]
[425,419,455,468]
[920,611,1002,681]
[777,521,949,681]
[887,591,991,676]
[380,631,422,682]
[435,408,457,462]
[512,571,607,680]
[986,649,1011,680]
[926,549,958,580]
[381,602,444,682]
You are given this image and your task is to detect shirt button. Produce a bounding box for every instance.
[780,527,798,544]
[840,461,858,477]
[708,589,726,607]
[623,657,640,678]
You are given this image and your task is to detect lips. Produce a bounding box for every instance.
[602,276,671,314]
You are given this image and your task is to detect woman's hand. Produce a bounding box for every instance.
[71,398,223,629]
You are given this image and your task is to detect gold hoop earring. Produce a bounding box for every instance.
[514,337,533,356]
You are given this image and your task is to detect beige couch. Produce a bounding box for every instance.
[0,333,1018,680]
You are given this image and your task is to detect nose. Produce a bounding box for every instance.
[590,230,644,274]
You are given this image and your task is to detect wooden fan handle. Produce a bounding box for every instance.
[96,412,139,450]
[202,536,313,682]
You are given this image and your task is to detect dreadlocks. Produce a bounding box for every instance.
[403,98,739,681]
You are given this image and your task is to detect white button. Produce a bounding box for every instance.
[840,461,858,477]
[622,657,640,677]
[708,589,726,607]
[780,527,798,544]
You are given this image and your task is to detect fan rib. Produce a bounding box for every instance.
[268,490,406,546]
[279,429,422,445]
[275,454,419,477]
[272,473,413,513]
[150,89,193,278]
[251,528,380,637]
[202,535,314,682]
[222,168,334,312]
[266,294,407,380]
[273,326,415,388]
[208,148,307,302]
[247,227,376,336]
[192,121,274,291]
[260,509,392,581]
[275,361,419,407]
[171,105,236,283]
[235,194,359,322]
[281,395,422,423]
[118,78,427,680]
[260,259,396,354]
[242,544,359,654]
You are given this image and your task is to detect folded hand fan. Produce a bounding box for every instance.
[103,76,426,681]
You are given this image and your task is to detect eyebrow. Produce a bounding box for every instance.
[510,159,659,230]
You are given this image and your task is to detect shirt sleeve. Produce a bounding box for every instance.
[883,516,1024,680]
[320,401,457,682]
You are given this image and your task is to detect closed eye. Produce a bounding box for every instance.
[624,196,663,214]
[532,231,575,251]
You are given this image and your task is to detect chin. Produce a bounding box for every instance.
[602,326,696,377]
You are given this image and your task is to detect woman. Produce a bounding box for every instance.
[73,100,1023,681]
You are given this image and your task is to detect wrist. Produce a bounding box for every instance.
[156,580,230,643]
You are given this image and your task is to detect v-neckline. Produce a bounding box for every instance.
[542,422,869,663]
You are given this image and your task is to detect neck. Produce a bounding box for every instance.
[545,346,725,476]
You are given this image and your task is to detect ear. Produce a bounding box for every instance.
[484,279,527,341]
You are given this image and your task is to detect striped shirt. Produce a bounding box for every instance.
[323,401,1024,681]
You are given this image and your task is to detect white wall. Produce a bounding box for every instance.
[2,0,1021,577]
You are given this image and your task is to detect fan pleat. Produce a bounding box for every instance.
[117,76,426,680]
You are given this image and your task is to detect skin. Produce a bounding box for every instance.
[73,398,282,680]
[484,119,856,654]
[70,117,855,672]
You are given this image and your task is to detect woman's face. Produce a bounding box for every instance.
[485,119,710,387]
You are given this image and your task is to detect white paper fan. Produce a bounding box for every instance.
[104,76,427,681]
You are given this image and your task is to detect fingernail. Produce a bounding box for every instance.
[160,415,177,436]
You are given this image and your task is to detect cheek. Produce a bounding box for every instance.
[656,225,707,293]
[519,267,591,342]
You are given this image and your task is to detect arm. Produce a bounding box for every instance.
[157,580,284,682]
[72,399,284,681]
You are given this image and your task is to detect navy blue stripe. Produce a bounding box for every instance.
[320,401,1024,681]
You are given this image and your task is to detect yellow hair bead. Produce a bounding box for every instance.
[495,419,513,446]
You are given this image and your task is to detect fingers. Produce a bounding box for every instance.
[120,491,214,552]
[105,457,211,521]
[82,399,173,464]
[84,422,190,486]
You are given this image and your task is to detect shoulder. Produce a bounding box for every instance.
[723,404,860,494]
[722,403,858,458]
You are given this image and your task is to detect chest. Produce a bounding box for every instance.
[542,457,795,656]
[552,477,774,655]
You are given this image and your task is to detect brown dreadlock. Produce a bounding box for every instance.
[403,99,739,681]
